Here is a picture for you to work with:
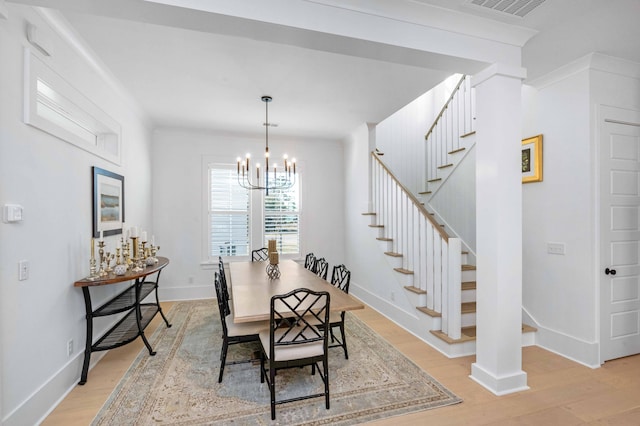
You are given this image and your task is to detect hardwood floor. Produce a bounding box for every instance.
[43,301,640,425]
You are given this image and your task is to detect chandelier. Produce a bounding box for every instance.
[237,96,296,195]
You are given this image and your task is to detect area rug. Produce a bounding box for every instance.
[92,300,461,425]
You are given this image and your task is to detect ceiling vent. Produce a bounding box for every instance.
[466,0,546,18]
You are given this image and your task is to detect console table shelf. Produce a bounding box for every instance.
[74,257,171,385]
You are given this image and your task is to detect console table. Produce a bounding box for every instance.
[74,256,171,385]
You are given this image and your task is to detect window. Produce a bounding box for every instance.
[209,167,250,258]
[207,163,300,260]
[264,174,300,254]
[24,48,121,164]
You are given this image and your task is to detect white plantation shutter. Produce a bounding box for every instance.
[264,174,300,254]
[209,167,249,257]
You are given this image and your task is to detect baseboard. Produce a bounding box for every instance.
[522,307,599,368]
[158,285,214,301]
[4,351,106,426]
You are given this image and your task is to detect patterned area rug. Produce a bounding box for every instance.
[92,300,461,425]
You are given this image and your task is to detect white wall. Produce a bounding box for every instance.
[376,74,461,195]
[522,54,640,367]
[151,128,345,300]
[0,5,153,424]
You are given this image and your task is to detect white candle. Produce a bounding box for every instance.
[116,240,121,249]
[141,231,148,242]
[100,230,104,241]
[130,226,138,238]
[151,235,155,246]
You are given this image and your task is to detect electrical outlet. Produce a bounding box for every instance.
[547,242,566,255]
[18,260,29,281]
[67,339,73,357]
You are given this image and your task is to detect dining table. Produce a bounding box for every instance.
[229,259,364,323]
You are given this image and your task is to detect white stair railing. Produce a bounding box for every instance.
[372,153,462,339]
[424,75,475,183]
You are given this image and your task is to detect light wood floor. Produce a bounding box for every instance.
[43,301,640,425]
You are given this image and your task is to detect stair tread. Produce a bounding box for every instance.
[361,212,376,216]
[427,178,442,183]
[376,237,393,241]
[461,301,476,314]
[368,224,384,228]
[394,267,414,275]
[418,191,432,195]
[384,252,403,258]
[462,264,476,271]
[430,328,476,344]
[448,147,466,154]
[431,323,536,344]
[438,163,454,169]
[461,281,476,291]
[404,285,426,295]
[460,131,476,138]
[417,306,441,317]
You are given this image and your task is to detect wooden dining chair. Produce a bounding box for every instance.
[328,264,351,359]
[304,252,317,272]
[218,256,231,304]
[315,257,329,280]
[251,247,268,262]
[259,288,331,420]
[214,272,267,383]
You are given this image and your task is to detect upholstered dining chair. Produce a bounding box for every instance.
[251,247,268,262]
[328,264,351,359]
[213,272,267,383]
[304,252,317,273]
[259,288,331,420]
[315,257,329,280]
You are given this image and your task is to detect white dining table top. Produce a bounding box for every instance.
[229,259,364,323]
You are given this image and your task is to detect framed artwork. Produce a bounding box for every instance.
[92,166,125,237]
[522,134,543,183]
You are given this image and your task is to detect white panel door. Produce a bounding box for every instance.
[601,109,640,362]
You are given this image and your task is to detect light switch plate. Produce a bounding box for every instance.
[3,204,23,223]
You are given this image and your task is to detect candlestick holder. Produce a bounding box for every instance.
[130,236,144,272]
[98,241,108,277]
[266,251,280,279]
[88,256,100,280]
[104,252,113,273]
[150,245,160,264]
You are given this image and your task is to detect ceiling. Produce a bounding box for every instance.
[9,0,640,141]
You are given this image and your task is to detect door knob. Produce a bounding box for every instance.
[605,268,617,275]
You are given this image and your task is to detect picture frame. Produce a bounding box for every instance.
[92,166,125,238]
[522,134,543,183]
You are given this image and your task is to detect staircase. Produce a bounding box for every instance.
[364,74,536,355]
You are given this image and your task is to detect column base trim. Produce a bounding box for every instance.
[470,363,529,396]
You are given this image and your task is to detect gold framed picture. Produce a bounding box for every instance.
[522,134,543,183]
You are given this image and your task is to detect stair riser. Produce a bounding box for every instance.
[383,255,403,269]
[403,290,426,306]
[461,312,476,327]
[394,272,414,287]
[462,289,476,303]
[462,270,476,282]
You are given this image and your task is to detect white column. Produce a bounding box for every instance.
[470,64,528,395]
